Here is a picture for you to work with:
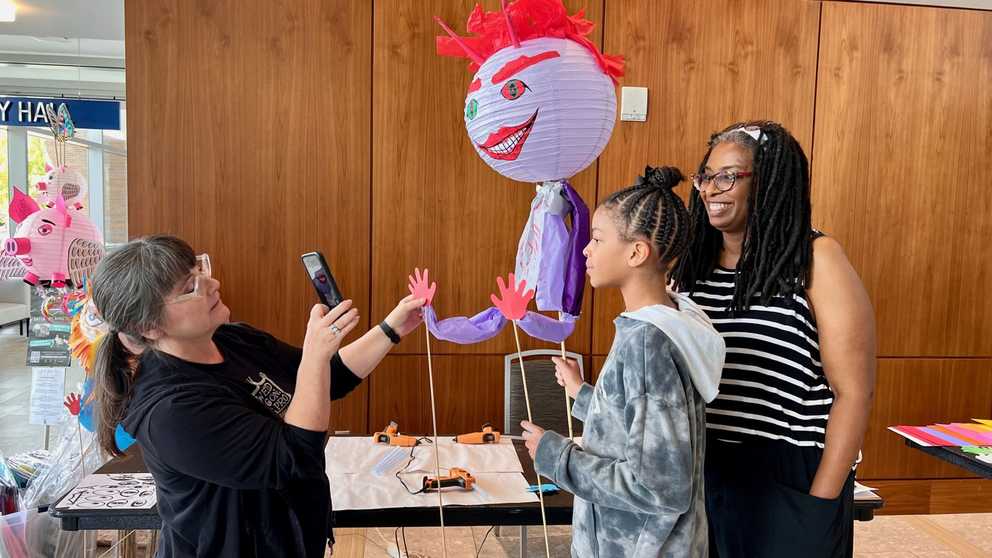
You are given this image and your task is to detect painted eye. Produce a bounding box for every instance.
[465,98,478,120]
[500,79,528,100]
[37,224,53,236]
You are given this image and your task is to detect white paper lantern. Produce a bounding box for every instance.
[463,37,616,183]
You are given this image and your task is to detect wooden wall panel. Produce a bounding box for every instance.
[370,354,590,436]
[811,2,992,357]
[368,355,507,436]
[371,0,602,357]
[594,0,821,353]
[125,0,371,432]
[857,359,992,480]
[868,479,992,515]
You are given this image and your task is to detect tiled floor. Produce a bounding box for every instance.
[2,330,991,557]
[324,514,992,557]
[0,329,85,456]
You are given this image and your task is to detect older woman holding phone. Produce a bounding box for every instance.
[92,234,424,557]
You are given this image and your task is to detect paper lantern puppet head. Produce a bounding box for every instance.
[38,164,87,210]
[436,0,623,183]
[2,189,104,287]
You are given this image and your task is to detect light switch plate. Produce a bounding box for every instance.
[620,86,648,122]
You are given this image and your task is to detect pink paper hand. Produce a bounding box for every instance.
[408,267,437,306]
[64,392,81,416]
[490,273,534,321]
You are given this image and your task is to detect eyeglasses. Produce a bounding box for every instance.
[691,170,753,193]
[167,254,212,304]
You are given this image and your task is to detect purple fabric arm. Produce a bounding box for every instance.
[517,311,576,343]
[422,306,575,344]
[423,306,507,344]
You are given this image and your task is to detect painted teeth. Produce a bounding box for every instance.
[488,128,526,154]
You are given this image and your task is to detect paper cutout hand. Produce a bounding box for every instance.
[64,393,81,416]
[491,273,534,321]
[408,268,437,306]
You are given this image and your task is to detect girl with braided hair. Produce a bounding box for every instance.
[520,166,725,557]
[672,121,876,557]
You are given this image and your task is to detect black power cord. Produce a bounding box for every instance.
[395,436,432,495]
[475,525,496,557]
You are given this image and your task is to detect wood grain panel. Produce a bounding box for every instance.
[811,2,992,357]
[127,0,371,345]
[368,355,507,436]
[125,0,371,432]
[371,0,602,356]
[929,479,992,514]
[369,353,592,436]
[856,359,992,480]
[868,479,992,515]
[594,0,821,352]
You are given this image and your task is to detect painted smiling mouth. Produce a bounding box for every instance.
[477,109,539,161]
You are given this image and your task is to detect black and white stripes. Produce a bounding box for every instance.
[688,267,831,448]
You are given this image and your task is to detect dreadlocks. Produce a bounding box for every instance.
[602,165,691,266]
[671,120,813,312]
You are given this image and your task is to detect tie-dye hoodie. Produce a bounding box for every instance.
[534,294,725,557]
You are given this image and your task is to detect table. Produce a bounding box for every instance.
[51,437,884,557]
[51,440,570,531]
[904,439,992,479]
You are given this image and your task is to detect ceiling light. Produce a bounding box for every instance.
[0,1,15,23]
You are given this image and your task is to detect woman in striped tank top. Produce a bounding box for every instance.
[672,121,876,557]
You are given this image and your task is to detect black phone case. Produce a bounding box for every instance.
[301,251,344,308]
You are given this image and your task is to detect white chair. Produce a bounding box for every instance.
[0,279,30,335]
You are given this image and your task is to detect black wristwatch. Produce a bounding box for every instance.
[379,321,402,344]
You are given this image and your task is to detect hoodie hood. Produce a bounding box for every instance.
[621,291,725,403]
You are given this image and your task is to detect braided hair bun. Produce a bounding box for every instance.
[602,165,691,265]
[637,166,685,191]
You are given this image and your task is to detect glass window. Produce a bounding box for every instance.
[104,150,127,244]
[104,118,128,244]
[0,128,7,230]
[27,131,90,215]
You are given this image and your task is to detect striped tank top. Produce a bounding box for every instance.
[687,267,832,448]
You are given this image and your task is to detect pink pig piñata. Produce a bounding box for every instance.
[2,189,104,287]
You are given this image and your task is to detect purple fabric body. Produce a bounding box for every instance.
[534,211,568,313]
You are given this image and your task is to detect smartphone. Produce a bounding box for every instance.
[301,251,344,309]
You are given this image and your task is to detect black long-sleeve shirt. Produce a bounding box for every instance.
[121,323,362,557]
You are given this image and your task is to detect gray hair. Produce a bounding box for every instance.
[91,235,196,456]
[710,126,764,152]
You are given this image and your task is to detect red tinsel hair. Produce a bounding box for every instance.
[436,0,624,84]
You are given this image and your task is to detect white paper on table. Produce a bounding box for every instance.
[29,367,66,426]
[54,473,157,510]
[325,436,523,475]
[329,471,538,510]
[853,481,877,495]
